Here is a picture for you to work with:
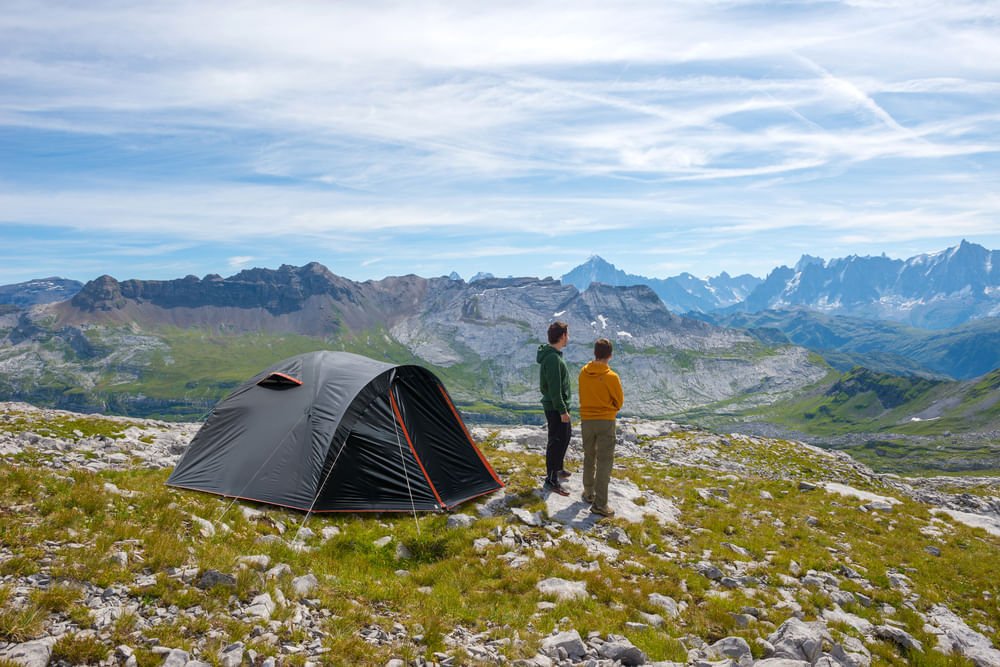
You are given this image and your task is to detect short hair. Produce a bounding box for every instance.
[594,338,613,360]
[547,321,568,344]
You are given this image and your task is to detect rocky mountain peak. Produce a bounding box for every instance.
[795,254,825,272]
[69,262,360,317]
[0,276,84,308]
[71,275,126,311]
[561,255,628,291]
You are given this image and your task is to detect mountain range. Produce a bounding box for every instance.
[4,241,997,330]
[732,240,1000,328]
[561,240,1000,329]
[0,241,998,434]
[560,256,762,314]
[0,263,825,420]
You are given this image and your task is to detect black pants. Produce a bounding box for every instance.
[544,410,571,484]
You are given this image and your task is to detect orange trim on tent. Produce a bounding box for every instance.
[437,385,505,488]
[390,387,446,509]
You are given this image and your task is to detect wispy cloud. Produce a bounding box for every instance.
[0,1,998,283]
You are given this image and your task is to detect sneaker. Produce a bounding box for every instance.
[558,470,572,480]
[590,505,616,518]
[543,480,570,497]
[581,492,595,503]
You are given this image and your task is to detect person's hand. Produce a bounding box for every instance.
[560,412,570,423]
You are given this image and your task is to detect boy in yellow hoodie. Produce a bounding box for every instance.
[578,338,624,517]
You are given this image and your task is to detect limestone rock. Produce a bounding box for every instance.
[291,574,319,598]
[447,513,476,528]
[599,637,647,665]
[247,593,276,620]
[925,604,1000,666]
[536,577,588,601]
[512,508,543,526]
[875,625,923,653]
[706,636,752,664]
[767,617,830,663]
[0,638,57,667]
[648,593,682,617]
[540,630,587,660]
[196,569,236,590]
[238,555,270,570]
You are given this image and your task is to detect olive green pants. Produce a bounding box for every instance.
[581,420,616,510]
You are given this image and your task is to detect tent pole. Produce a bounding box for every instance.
[293,415,355,542]
[389,371,421,535]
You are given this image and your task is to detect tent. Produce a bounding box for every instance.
[167,351,504,512]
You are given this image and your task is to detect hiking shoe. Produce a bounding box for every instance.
[581,492,596,503]
[543,480,570,496]
[590,505,616,518]
[558,470,572,480]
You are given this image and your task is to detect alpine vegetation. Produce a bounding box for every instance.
[2,402,999,666]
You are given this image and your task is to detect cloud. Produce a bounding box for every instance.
[1,1,999,283]
[228,256,255,269]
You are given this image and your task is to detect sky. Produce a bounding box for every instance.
[1,1,999,286]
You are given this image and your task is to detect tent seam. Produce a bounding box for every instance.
[390,388,445,510]
[437,384,505,488]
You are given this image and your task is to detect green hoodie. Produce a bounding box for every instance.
[536,344,571,414]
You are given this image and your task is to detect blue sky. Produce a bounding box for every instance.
[1,1,999,285]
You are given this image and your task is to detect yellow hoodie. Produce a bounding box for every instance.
[578,361,624,420]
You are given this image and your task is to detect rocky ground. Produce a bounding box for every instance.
[1,403,999,666]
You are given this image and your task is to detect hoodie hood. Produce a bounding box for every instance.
[536,344,562,364]
[581,360,611,377]
[578,360,622,420]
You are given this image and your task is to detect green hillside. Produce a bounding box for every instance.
[758,367,1000,436]
[0,322,532,422]
[724,367,1000,474]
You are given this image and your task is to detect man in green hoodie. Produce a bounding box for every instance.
[537,320,572,496]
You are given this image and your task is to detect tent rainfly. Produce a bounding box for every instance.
[167,351,504,512]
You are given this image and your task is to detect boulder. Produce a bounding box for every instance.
[247,593,276,620]
[196,569,236,590]
[925,604,1000,666]
[599,638,647,665]
[540,630,587,660]
[706,636,752,663]
[648,593,681,617]
[0,638,57,667]
[768,617,829,663]
[536,577,588,601]
[875,625,923,653]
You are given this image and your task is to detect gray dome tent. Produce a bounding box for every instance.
[167,351,504,512]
